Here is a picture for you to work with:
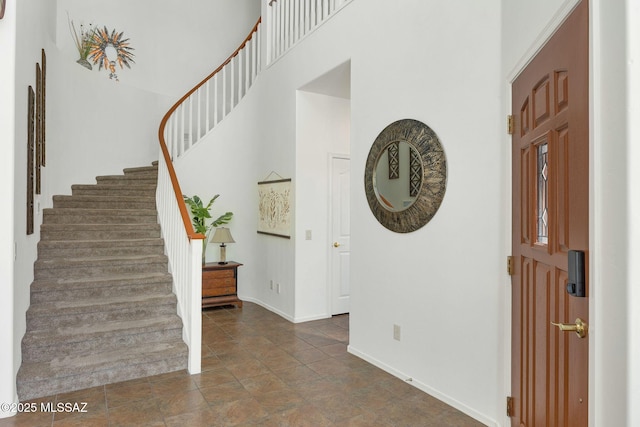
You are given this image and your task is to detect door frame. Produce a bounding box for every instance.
[503,1,592,426]
[327,152,350,315]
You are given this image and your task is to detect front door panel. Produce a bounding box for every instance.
[511,1,589,426]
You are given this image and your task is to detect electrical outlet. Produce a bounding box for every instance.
[277,283,281,294]
[393,324,401,341]
[270,280,273,290]
[305,230,312,240]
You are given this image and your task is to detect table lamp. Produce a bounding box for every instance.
[210,227,235,264]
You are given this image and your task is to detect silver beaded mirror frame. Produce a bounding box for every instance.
[364,119,447,233]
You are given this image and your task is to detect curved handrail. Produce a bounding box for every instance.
[157,127,203,241]
[172,18,259,116]
[157,17,261,240]
[159,16,261,133]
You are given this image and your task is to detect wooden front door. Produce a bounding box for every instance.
[511,1,589,426]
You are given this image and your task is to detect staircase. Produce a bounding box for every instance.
[17,163,188,401]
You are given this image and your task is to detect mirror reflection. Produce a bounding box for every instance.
[373,141,423,212]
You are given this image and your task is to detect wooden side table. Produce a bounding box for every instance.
[202,261,243,309]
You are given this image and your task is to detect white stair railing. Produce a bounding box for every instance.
[267,0,353,64]
[155,152,203,374]
[164,19,262,160]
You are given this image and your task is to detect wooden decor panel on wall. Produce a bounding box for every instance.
[26,50,47,235]
[41,49,47,166]
[27,86,35,235]
[35,63,42,194]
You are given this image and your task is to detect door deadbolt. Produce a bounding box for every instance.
[567,250,586,297]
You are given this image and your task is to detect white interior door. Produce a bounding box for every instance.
[330,156,350,315]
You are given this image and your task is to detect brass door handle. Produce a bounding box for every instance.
[551,318,588,338]
[333,242,340,248]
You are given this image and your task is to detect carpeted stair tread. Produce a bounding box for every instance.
[17,341,187,399]
[40,223,161,241]
[27,293,177,316]
[123,165,158,174]
[71,186,157,197]
[33,254,168,280]
[23,315,183,346]
[52,195,156,210]
[21,319,184,363]
[95,175,158,185]
[31,271,172,290]
[42,208,158,227]
[29,272,173,303]
[53,194,156,202]
[43,207,158,216]
[36,239,165,258]
[41,223,160,231]
[38,238,164,251]
[73,183,156,189]
[35,253,168,268]
[18,341,186,380]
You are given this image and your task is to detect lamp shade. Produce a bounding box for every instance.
[210,227,235,244]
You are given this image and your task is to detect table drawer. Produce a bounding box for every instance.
[203,269,235,279]
[203,286,236,298]
[203,277,235,290]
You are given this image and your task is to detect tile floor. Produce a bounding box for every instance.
[0,302,484,426]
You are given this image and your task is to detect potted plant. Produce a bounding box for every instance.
[183,194,233,264]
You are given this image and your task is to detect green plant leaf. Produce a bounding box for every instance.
[211,212,234,228]
[183,194,232,237]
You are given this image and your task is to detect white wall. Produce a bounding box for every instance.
[626,2,640,425]
[177,0,504,424]
[173,70,298,320]
[590,0,639,424]
[0,0,18,415]
[56,0,261,96]
[9,0,56,415]
[348,1,503,423]
[295,90,350,321]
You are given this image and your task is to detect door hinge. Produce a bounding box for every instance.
[507,115,515,135]
[507,256,515,276]
[507,396,514,417]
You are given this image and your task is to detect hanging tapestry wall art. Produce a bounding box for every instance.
[257,178,292,239]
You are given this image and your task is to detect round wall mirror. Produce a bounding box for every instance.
[373,141,423,212]
[364,119,447,233]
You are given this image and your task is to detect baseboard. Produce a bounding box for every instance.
[239,297,331,324]
[239,297,295,323]
[347,345,500,427]
[292,313,331,323]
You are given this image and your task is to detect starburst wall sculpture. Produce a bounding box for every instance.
[88,26,135,82]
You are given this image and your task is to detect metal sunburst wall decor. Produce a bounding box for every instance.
[88,26,135,82]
